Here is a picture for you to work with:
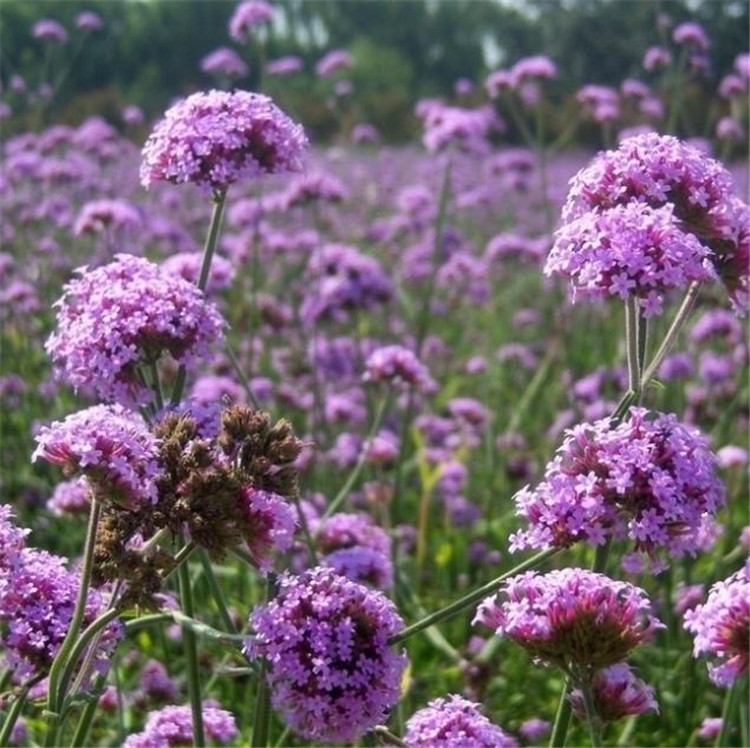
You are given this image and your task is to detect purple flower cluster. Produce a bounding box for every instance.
[569,664,658,722]
[46,254,225,407]
[559,133,749,314]
[246,567,407,743]
[0,538,122,682]
[321,545,394,589]
[123,703,238,748]
[281,172,347,208]
[75,11,104,32]
[73,199,142,235]
[315,49,353,78]
[364,345,436,392]
[485,55,557,97]
[474,568,662,672]
[548,202,715,316]
[161,251,236,294]
[200,47,249,78]
[404,694,518,748]
[266,55,303,76]
[314,512,394,588]
[301,243,392,323]
[510,408,725,570]
[140,90,307,192]
[315,512,392,557]
[683,566,749,687]
[46,477,91,516]
[33,19,68,44]
[239,487,296,573]
[139,659,179,703]
[0,505,28,570]
[33,404,162,507]
[577,84,620,123]
[229,1,275,42]
[420,103,500,153]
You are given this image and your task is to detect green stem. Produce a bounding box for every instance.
[372,725,406,746]
[320,395,389,524]
[292,492,319,566]
[549,679,572,748]
[251,577,276,747]
[199,550,237,634]
[161,541,197,584]
[150,360,164,411]
[715,681,739,748]
[580,678,603,747]
[45,498,102,746]
[592,541,611,573]
[388,548,559,646]
[124,613,174,633]
[550,540,610,748]
[0,685,29,747]
[69,673,106,748]
[505,342,558,435]
[251,660,271,748]
[637,312,649,388]
[625,298,641,398]
[225,341,261,409]
[140,527,170,555]
[171,191,228,406]
[639,281,701,393]
[57,608,120,710]
[178,560,205,747]
[198,192,228,292]
[414,159,452,354]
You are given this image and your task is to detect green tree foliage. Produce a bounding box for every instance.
[0,0,747,141]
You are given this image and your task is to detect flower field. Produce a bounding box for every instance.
[0,3,748,747]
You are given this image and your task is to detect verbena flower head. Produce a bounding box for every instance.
[266,55,303,76]
[75,11,104,31]
[140,659,179,703]
[569,664,658,722]
[421,103,500,153]
[673,22,710,51]
[364,345,436,392]
[510,408,725,571]
[140,89,307,192]
[47,478,91,517]
[548,202,715,316]
[0,547,122,682]
[123,703,238,748]
[74,199,142,236]
[161,251,236,294]
[474,568,662,676]
[33,19,68,43]
[316,49,353,77]
[511,55,557,86]
[0,505,28,571]
[404,694,518,748]
[33,404,162,507]
[246,567,407,743]
[46,254,225,408]
[238,487,296,573]
[315,512,392,558]
[281,172,347,208]
[684,566,749,687]
[560,133,749,314]
[301,244,392,323]
[229,1,274,43]
[322,545,394,589]
[643,46,672,71]
[200,47,249,78]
